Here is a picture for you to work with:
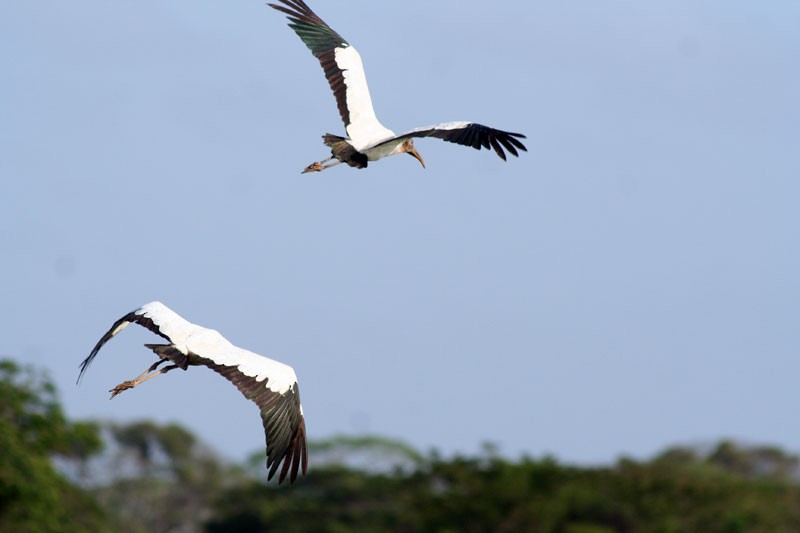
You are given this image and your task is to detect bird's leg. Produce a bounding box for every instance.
[139,357,170,378]
[109,360,180,399]
[111,358,168,389]
[301,157,342,174]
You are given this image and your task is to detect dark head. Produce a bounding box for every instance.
[401,139,425,168]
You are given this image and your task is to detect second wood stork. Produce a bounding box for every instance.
[269,0,527,173]
[77,301,308,484]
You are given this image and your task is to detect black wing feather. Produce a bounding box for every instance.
[269,0,353,129]
[77,309,170,384]
[377,123,528,161]
[498,135,520,158]
[203,361,308,484]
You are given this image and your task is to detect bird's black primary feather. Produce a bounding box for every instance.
[269,0,354,129]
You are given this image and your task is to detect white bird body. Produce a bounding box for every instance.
[269,0,527,172]
[362,136,406,161]
[78,301,307,484]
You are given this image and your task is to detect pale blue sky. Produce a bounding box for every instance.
[1,1,799,465]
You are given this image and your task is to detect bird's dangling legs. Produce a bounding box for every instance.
[109,359,179,399]
[302,157,343,174]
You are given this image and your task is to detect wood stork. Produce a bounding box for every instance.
[77,301,307,484]
[269,0,528,173]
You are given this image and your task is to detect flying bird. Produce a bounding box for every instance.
[269,0,527,173]
[77,301,307,484]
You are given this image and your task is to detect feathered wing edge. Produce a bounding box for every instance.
[268,0,353,129]
[203,360,308,484]
[77,308,170,384]
[379,122,528,161]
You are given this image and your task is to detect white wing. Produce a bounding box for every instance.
[270,0,395,149]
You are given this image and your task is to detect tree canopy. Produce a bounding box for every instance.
[0,359,106,532]
[3,356,800,532]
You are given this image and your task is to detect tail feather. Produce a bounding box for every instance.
[322,134,368,169]
[144,344,190,370]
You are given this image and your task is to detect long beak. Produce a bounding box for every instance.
[408,147,426,169]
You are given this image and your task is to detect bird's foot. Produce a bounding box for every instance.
[109,380,138,399]
[301,161,325,174]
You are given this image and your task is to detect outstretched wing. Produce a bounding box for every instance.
[77,302,176,384]
[383,122,528,161]
[79,301,308,485]
[202,358,308,484]
[269,0,394,148]
[189,334,309,485]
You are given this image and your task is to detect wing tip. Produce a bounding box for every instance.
[76,316,135,385]
[267,417,308,485]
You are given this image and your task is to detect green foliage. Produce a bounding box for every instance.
[207,441,800,532]
[206,466,420,532]
[3,357,800,532]
[0,359,108,532]
[91,420,233,533]
[706,440,799,480]
[108,420,203,478]
[312,434,425,464]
